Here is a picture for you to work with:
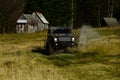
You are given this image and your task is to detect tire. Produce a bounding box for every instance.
[45,41,54,55]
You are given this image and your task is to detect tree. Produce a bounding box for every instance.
[24,0,73,26]
[0,0,26,33]
[74,0,120,27]
[1,0,120,33]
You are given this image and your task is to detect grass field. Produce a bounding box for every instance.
[0,27,120,80]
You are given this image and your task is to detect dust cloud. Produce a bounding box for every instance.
[77,25,101,49]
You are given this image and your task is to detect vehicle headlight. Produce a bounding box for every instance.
[54,37,58,42]
[72,37,75,42]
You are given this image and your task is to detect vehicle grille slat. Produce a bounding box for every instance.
[58,37,71,41]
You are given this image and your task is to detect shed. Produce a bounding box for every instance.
[102,17,120,27]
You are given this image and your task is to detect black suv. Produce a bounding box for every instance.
[45,27,77,54]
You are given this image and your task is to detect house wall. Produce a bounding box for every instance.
[16,23,39,33]
[28,25,38,33]
[24,23,28,32]
[16,23,30,33]
[44,24,48,29]
[32,12,48,31]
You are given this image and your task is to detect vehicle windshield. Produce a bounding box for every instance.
[52,29,71,34]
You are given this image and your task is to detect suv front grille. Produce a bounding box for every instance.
[58,37,71,41]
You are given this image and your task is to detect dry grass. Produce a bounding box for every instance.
[0,28,120,80]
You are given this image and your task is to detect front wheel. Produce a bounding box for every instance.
[45,41,54,55]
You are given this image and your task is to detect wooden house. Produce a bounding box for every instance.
[16,12,49,33]
[16,14,39,33]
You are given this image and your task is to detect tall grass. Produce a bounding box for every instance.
[0,27,120,80]
[0,31,47,54]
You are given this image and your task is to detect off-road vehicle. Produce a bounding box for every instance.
[45,27,77,54]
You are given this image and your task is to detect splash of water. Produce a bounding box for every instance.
[77,25,101,49]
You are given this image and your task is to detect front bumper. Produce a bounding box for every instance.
[53,41,76,48]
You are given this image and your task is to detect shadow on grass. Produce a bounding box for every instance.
[31,46,78,55]
[31,46,48,55]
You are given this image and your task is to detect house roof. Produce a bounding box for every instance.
[17,12,49,25]
[17,20,27,23]
[103,17,120,27]
[22,14,39,24]
[23,14,34,23]
[35,12,49,24]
